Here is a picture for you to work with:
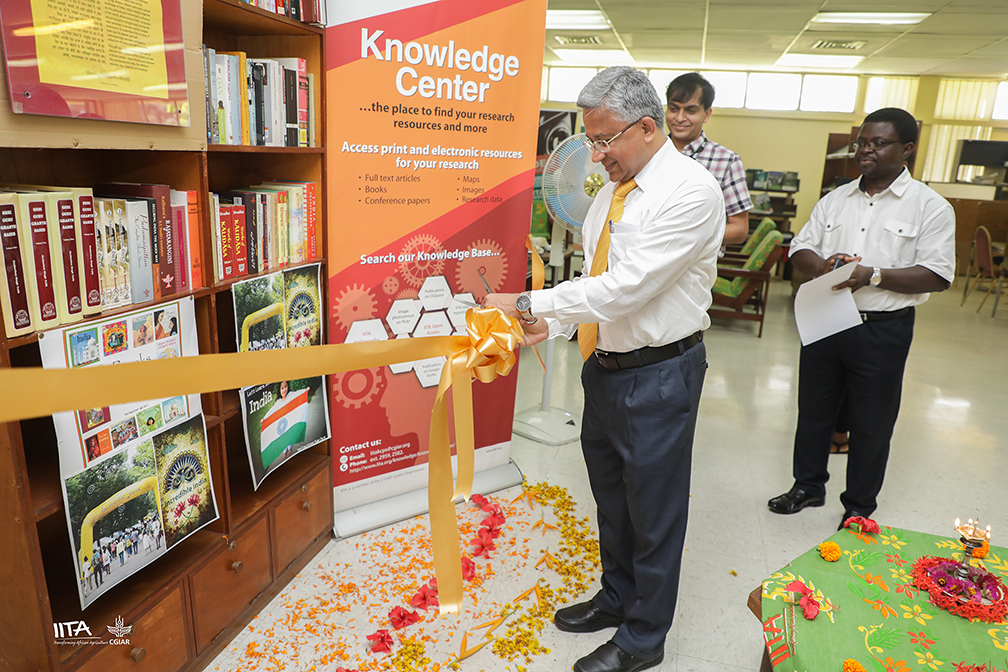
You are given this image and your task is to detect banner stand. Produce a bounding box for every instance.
[332,459,524,539]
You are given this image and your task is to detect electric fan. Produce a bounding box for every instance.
[513,134,605,445]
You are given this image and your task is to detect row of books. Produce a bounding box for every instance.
[209,181,318,283]
[202,47,314,149]
[746,169,799,193]
[239,0,327,25]
[0,183,203,338]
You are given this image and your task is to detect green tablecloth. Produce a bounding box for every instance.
[761,526,1008,670]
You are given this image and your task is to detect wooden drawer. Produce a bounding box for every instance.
[273,466,331,573]
[76,586,189,672]
[189,515,271,654]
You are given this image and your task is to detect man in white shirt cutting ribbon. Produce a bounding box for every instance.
[485,65,724,672]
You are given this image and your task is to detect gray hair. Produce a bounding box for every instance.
[577,66,665,125]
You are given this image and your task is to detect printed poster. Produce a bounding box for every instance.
[233,263,330,489]
[38,296,218,610]
[326,0,547,511]
[0,0,189,125]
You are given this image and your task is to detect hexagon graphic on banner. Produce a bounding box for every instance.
[419,275,453,311]
[386,299,423,336]
[345,319,388,343]
[448,293,475,328]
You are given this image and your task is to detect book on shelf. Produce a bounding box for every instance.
[751,192,772,213]
[94,183,176,297]
[272,57,308,147]
[745,168,756,189]
[218,52,249,145]
[169,190,190,294]
[782,171,799,192]
[12,191,65,330]
[765,171,783,191]
[307,72,316,148]
[251,61,266,146]
[0,193,34,337]
[752,170,767,190]
[123,199,154,303]
[219,203,236,280]
[186,190,203,290]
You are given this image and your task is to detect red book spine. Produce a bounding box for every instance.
[159,192,177,295]
[0,203,32,331]
[232,204,248,277]
[172,205,188,293]
[220,205,235,278]
[186,191,202,289]
[56,198,83,317]
[77,195,102,310]
[27,200,58,322]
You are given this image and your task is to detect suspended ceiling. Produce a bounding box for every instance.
[544,0,1008,78]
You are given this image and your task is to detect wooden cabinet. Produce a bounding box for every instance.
[190,516,272,654]
[75,586,191,672]
[0,3,333,672]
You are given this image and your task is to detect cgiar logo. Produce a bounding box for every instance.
[53,616,132,646]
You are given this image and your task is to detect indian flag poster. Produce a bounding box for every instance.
[234,263,330,489]
[239,377,329,489]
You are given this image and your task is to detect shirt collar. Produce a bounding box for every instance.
[855,167,911,198]
[680,131,707,157]
[632,137,674,194]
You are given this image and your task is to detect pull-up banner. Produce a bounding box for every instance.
[326,0,546,514]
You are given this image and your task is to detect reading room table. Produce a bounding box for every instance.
[750,525,1008,670]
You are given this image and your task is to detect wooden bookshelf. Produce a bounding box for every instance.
[0,3,332,672]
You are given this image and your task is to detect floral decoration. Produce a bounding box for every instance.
[461,556,476,581]
[953,664,1007,672]
[844,516,882,534]
[786,579,821,620]
[820,541,842,562]
[366,628,393,654]
[974,540,991,559]
[388,606,420,630]
[843,659,867,672]
[912,555,1008,622]
[410,583,439,612]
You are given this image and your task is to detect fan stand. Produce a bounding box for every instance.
[513,219,581,446]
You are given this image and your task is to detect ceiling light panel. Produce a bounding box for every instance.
[545,10,610,30]
[811,12,931,25]
[776,54,864,69]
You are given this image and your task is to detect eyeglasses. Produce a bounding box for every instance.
[851,139,901,152]
[583,118,641,154]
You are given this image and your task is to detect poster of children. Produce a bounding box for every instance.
[39,297,218,610]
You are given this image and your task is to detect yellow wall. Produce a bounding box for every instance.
[704,112,858,232]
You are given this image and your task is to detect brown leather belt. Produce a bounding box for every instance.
[594,332,703,371]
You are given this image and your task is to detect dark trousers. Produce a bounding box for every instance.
[580,341,706,658]
[792,310,914,515]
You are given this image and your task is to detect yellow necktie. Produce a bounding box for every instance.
[578,178,638,361]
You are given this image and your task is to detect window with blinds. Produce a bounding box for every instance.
[921,124,993,183]
[864,77,918,115]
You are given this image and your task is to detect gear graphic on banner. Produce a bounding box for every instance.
[399,233,445,288]
[333,283,378,331]
[382,274,400,296]
[455,238,507,295]
[332,367,384,409]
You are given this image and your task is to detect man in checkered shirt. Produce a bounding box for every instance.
[666,72,752,246]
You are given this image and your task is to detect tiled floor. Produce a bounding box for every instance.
[205,277,1008,671]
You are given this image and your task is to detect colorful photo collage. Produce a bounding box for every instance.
[38,297,218,610]
[233,264,330,489]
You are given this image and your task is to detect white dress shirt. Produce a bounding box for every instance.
[531,139,725,353]
[790,168,955,312]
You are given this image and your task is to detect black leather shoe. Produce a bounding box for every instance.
[554,601,623,633]
[768,486,825,514]
[839,510,872,531]
[573,641,663,672]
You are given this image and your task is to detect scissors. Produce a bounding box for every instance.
[476,268,493,294]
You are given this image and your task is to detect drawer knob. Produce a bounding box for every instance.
[302,501,312,511]
[130,647,147,662]
[231,560,244,574]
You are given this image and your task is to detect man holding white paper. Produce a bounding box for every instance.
[767,108,955,529]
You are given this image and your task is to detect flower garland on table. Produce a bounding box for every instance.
[911,555,1008,622]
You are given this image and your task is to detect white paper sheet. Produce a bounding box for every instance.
[794,263,863,345]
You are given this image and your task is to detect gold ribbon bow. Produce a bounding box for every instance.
[428,307,524,613]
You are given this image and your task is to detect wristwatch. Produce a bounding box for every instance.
[869,267,883,287]
[515,293,537,323]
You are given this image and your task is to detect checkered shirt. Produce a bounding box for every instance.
[678,132,753,217]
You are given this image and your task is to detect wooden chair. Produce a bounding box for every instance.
[961,225,1005,314]
[722,217,776,263]
[708,231,784,337]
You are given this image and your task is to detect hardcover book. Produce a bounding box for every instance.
[0,193,34,336]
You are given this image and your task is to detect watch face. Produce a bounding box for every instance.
[516,294,532,311]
